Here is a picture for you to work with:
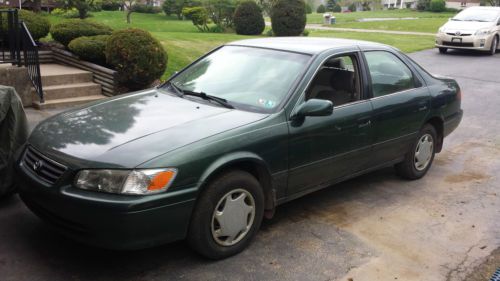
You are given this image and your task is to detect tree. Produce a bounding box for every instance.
[205,0,237,29]
[60,0,98,19]
[326,0,336,11]
[316,4,326,13]
[122,0,137,23]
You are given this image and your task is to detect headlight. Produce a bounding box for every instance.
[438,27,446,33]
[75,168,177,195]
[475,29,492,36]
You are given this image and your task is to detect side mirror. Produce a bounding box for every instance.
[292,99,333,120]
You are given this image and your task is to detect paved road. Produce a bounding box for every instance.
[1,49,499,281]
[265,22,435,36]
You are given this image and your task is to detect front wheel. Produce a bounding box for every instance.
[395,124,437,180]
[187,170,264,259]
[489,36,498,56]
[438,47,447,54]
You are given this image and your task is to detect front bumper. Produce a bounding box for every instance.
[16,155,198,250]
[435,32,495,51]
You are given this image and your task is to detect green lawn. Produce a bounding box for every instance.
[45,11,436,80]
[307,9,456,33]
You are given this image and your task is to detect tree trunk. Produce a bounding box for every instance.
[126,10,132,23]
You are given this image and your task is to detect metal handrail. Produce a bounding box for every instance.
[19,21,43,102]
[0,9,44,103]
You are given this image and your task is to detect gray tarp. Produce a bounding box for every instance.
[0,86,28,198]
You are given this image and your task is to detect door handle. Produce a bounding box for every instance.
[358,120,371,128]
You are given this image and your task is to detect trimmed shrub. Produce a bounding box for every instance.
[102,0,122,11]
[348,3,356,12]
[270,0,306,37]
[182,6,210,32]
[51,8,80,18]
[51,19,113,47]
[430,0,446,12]
[234,1,265,35]
[18,10,51,41]
[333,4,341,12]
[132,4,162,13]
[68,35,109,65]
[305,3,312,14]
[316,4,326,13]
[105,29,167,90]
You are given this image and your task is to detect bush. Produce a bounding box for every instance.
[430,0,446,12]
[182,6,210,32]
[105,29,167,90]
[348,3,356,12]
[101,0,122,10]
[316,4,326,13]
[271,0,306,37]
[51,8,80,18]
[333,4,341,12]
[305,3,312,14]
[51,19,113,47]
[132,4,162,13]
[18,10,51,41]
[68,35,109,65]
[234,1,265,35]
[417,0,430,11]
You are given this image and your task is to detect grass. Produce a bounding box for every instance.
[45,10,437,80]
[306,9,457,33]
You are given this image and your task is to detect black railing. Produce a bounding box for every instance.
[20,21,43,102]
[0,9,21,66]
[1,9,43,103]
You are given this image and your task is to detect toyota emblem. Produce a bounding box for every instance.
[455,31,461,36]
[33,160,44,172]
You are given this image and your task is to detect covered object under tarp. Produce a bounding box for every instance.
[0,86,28,198]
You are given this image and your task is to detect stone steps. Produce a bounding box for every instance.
[35,64,106,109]
[33,95,105,110]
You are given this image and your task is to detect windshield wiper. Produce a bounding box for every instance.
[182,90,234,109]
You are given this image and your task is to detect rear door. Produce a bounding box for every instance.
[362,50,430,166]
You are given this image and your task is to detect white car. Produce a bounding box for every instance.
[435,6,500,55]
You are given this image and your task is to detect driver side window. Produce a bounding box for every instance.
[305,54,361,107]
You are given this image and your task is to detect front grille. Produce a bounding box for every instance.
[446,33,471,36]
[22,146,67,184]
[443,41,474,47]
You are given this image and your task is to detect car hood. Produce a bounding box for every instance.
[442,20,494,32]
[29,89,267,168]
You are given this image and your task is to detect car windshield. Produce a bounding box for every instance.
[167,46,311,112]
[452,9,499,22]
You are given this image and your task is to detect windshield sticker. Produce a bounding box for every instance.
[258,98,276,108]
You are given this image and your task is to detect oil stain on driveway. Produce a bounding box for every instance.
[0,49,499,281]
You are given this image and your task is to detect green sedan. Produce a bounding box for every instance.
[16,37,463,259]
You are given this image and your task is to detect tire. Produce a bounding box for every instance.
[489,36,498,56]
[395,124,437,180]
[187,170,264,259]
[438,47,447,54]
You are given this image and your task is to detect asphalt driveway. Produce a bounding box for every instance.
[1,48,499,281]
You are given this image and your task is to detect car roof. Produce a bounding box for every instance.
[227,37,391,55]
[465,6,500,11]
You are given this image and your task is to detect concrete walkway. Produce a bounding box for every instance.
[265,22,436,36]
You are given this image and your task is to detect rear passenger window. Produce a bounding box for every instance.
[364,51,416,98]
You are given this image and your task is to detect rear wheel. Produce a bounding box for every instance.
[489,36,498,56]
[187,170,264,259]
[395,124,437,180]
[438,47,447,54]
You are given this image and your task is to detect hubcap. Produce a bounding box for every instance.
[414,134,434,171]
[211,189,255,247]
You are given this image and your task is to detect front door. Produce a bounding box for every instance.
[287,53,373,196]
